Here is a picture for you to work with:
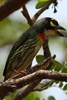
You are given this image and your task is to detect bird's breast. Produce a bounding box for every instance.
[38,32,45,43]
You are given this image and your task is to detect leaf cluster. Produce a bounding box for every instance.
[36,55,67,90]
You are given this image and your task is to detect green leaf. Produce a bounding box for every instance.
[64,61,67,66]
[0,0,5,5]
[38,0,49,2]
[34,97,40,100]
[51,59,63,71]
[48,96,56,100]
[62,67,67,73]
[24,92,40,100]
[54,80,59,84]
[36,0,49,9]
[36,55,44,63]
[49,63,55,70]
[59,82,63,88]
[36,55,64,72]
[36,2,46,9]
[63,84,67,90]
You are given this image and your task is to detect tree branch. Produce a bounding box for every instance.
[43,39,51,58]
[0,0,31,21]
[29,57,51,73]
[0,0,56,24]
[21,5,33,26]
[32,0,56,22]
[0,70,67,99]
[13,80,41,100]
[0,57,51,99]
[22,0,57,25]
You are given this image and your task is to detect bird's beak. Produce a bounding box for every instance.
[56,25,67,37]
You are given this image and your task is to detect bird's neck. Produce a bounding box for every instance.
[45,29,56,36]
[38,32,46,43]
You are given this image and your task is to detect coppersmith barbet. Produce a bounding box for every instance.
[3,17,66,80]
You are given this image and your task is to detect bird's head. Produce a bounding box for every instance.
[37,17,66,37]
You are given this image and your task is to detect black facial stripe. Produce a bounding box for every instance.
[52,20,58,26]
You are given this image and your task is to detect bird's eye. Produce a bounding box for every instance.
[50,19,59,27]
[50,21,56,27]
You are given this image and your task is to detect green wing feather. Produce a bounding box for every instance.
[3,29,30,76]
[3,23,42,78]
[3,25,39,76]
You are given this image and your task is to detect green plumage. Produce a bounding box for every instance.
[3,19,44,80]
[3,17,65,80]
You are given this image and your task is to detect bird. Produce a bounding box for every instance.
[3,17,66,81]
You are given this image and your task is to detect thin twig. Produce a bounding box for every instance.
[32,0,56,23]
[21,0,56,25]
[22,5,33,26]
[29,57,51,73]
[13,80,41,100]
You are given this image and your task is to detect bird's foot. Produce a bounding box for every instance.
[14,69,28,76]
